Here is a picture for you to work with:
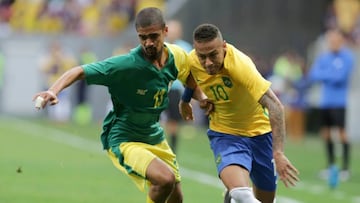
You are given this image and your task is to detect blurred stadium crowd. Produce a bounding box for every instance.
[0,0,165,37]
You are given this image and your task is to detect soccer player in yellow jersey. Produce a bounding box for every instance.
[180,24,299,203]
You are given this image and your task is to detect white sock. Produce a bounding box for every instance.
[229,187,261,203]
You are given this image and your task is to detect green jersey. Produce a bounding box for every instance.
[82,44,190,149]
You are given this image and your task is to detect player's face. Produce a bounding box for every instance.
[327,30,344,52]
[137,24,167,61]
[194,38,226,75]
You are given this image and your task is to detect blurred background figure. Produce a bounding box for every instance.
[136,0,165,14]
[0,49,4,112]
[0,0,13,38]
[332,0,360,45]
[72,45,98,125]
[6,0,136,37]
[39,40,77,123]
[161,19,192,153]
[269,49,308,143]
[307,28,354,182]
[166,19,192,52]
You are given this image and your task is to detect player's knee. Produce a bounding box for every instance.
[157,171,176,188]
[229,187,261,203]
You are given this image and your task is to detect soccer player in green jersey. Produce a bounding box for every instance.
[33,7,207,203]
[180,24,299,203]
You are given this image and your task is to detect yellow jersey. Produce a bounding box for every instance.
[189,43,272,136]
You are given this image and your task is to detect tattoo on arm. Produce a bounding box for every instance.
[259,89,285,153]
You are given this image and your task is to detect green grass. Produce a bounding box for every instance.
[1,116,359,203]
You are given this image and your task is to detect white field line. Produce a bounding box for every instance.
[11,117,352,203]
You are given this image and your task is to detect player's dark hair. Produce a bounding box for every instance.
[135,7,165,30]
[193,24,223,43]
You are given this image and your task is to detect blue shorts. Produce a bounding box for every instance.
[207,130,277,191]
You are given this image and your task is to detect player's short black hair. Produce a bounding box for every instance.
[135,7,165,30]
[193,23,223,43]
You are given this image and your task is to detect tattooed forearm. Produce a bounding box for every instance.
[259,89,285,153]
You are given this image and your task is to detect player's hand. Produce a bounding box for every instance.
[179,100,194,121]
[273,151,299,187]
[32,90,59,109]
[199,99,214,116]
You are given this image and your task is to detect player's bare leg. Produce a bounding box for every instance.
[166,182,183,203]
[252,185,275,203]
[220,165,261,203]
[321,127,331,140]
[146,158,180,203]
[220,165,250,188]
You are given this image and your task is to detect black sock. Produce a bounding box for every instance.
[326,140,335,167]
[342,142,350,171]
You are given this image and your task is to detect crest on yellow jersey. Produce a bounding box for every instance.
[222,76,233,88]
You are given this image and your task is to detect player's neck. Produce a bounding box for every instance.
[152,48,168,70]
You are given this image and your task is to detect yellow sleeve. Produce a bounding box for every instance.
[166,43,190,84]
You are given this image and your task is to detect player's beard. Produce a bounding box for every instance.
[143,45,162,61]
[205,63,223,75]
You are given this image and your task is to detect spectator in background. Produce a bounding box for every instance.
[102,0,136,36]
[39,40,77,123]
[333,0,360,42]
[308,28,354,181]
[61,0,82,33]
[9,0,44,33]
[79,0,102,36]
[136,0,165,14]
[324,0,360,46]
[0,0,13,38]
[166,20,192,52]
[6,0,136,36]
[270,49,307,143]
[0,50,4,112]
[73,45,98,125]
[162,19,192,153]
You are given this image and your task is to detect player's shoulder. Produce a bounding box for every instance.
[226,43,250,59]
[225,43,254,68]
[166,43,188,55]
[108,47,142,63]
[166,43,190,66]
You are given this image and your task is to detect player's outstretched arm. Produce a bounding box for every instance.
[259,88,300,187]
[33,66,85,109]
